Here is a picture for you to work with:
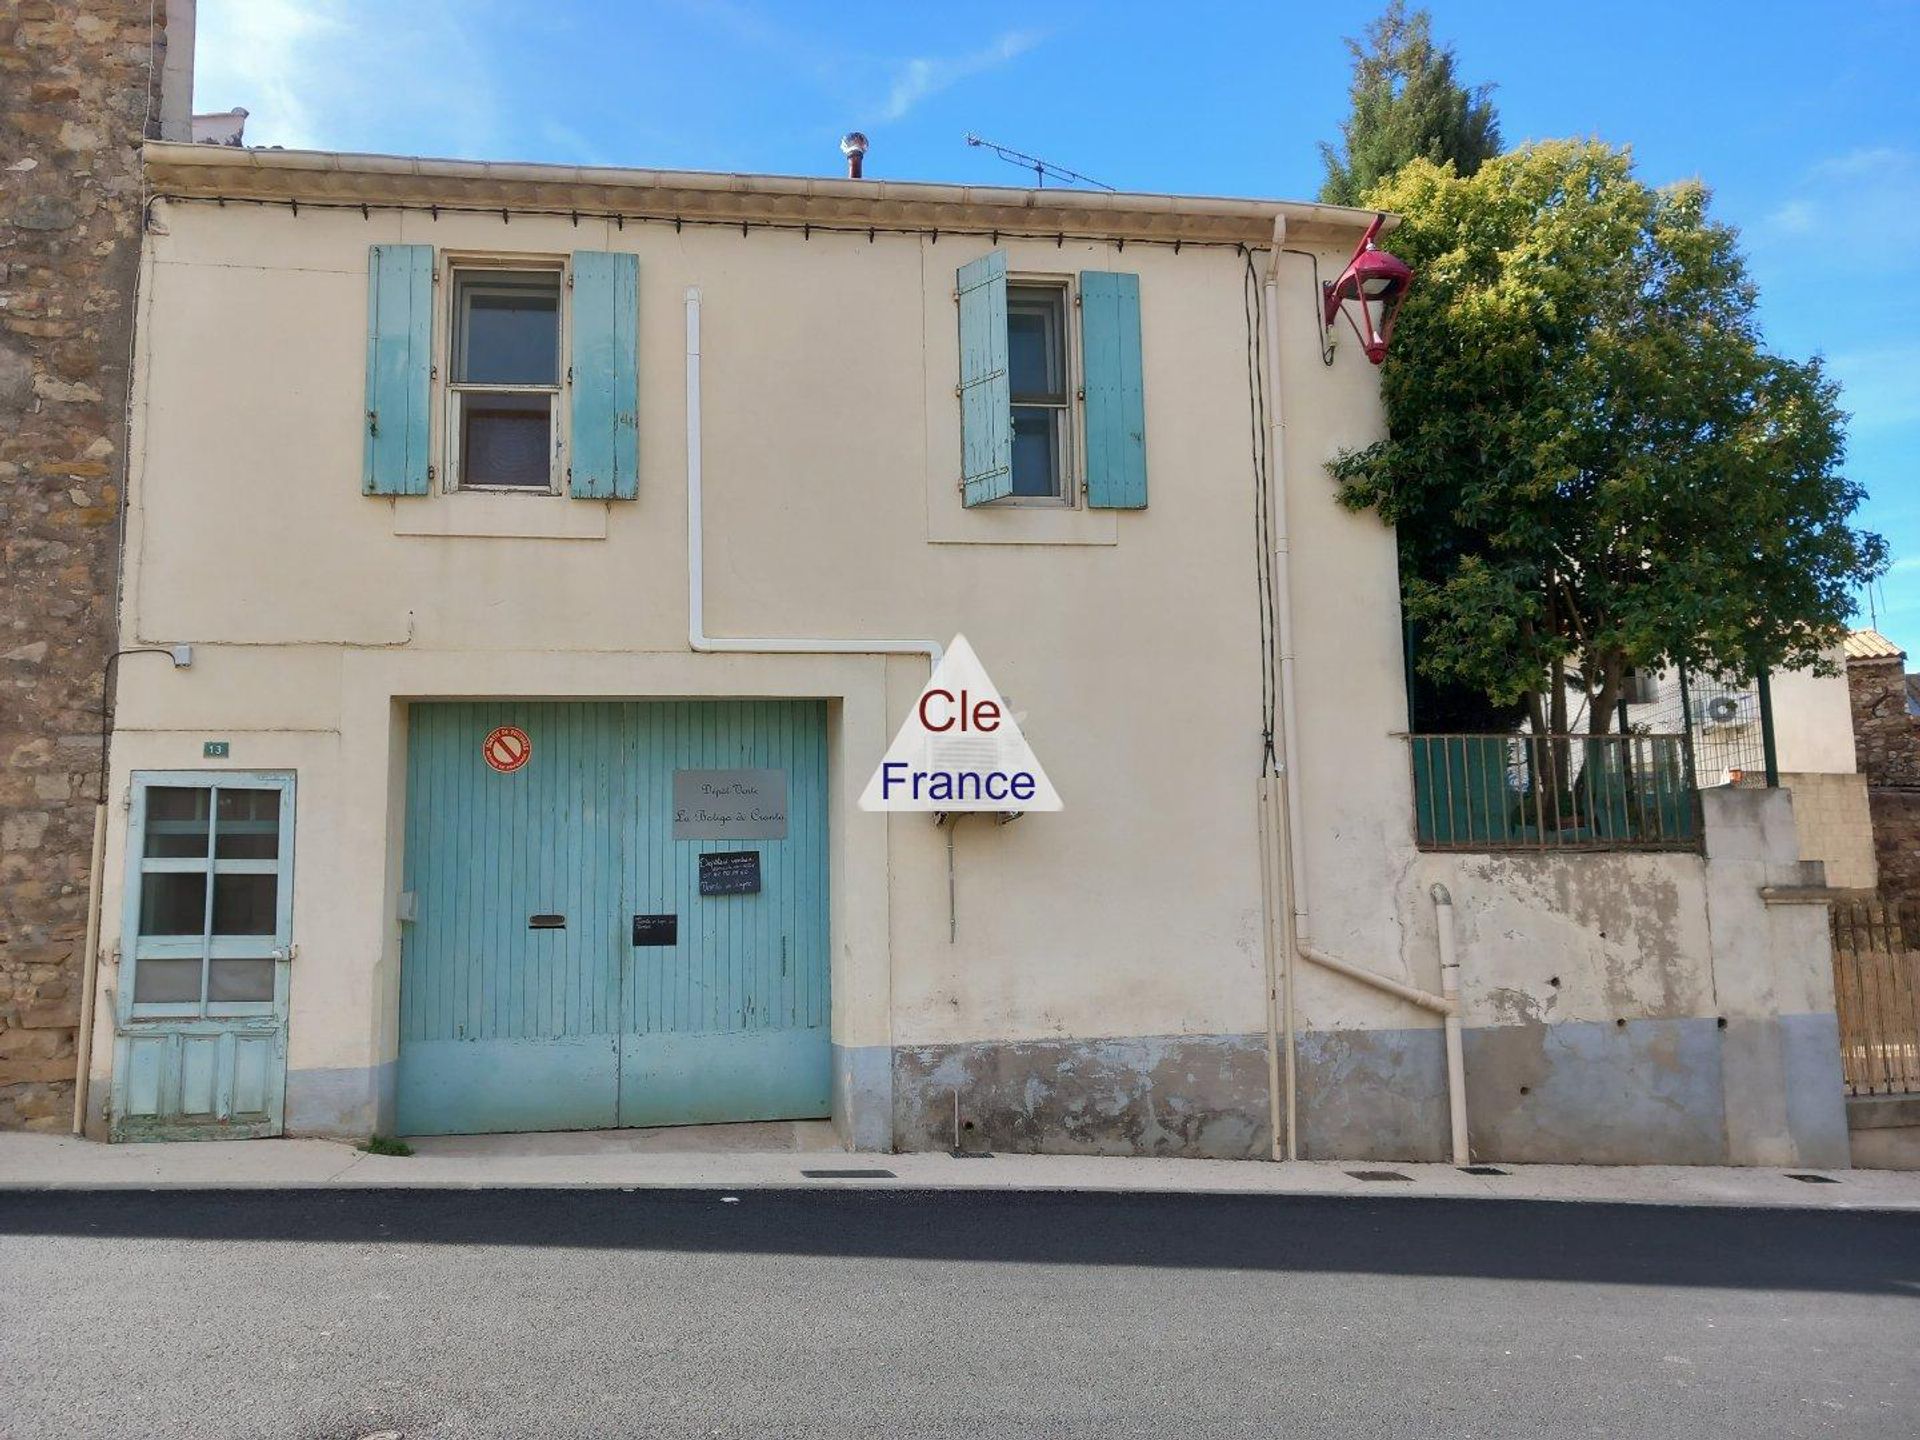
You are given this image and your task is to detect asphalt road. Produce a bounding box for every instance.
[1,1187,1917,1439]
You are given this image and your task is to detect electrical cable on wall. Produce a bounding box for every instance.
[150,193,1258,256]
[1244,251,1278,776]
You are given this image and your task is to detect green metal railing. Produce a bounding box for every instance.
[1409,733,1701,852]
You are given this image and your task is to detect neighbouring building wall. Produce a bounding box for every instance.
[0,1,178,1130]
[1778,772,1878,891]
[1850,653,1920,906]
[1770,657,1878,893]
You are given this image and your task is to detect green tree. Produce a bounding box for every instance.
[1329,141,1888,736]
[1318,1,1501,207]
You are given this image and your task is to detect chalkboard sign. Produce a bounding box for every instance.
[698,851,762,896]
[631,914,678,946]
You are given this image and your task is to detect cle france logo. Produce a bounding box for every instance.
[859,635,1062,813]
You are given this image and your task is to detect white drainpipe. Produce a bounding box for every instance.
[684,287,941,666]
[1432,882,1469,1165]
[1260,222,1468,1166]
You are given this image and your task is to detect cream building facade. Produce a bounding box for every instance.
[80,142,1850,1166]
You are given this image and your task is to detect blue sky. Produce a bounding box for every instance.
[195,0,1919,655]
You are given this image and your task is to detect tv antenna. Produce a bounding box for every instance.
[965,134,1114,191]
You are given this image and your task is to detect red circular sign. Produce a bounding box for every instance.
[482,725,532,774]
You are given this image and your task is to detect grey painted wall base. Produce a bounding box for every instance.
[889,1015,1851,1166]
[278,1013,1850,1165]
[284,1061,393,1139]
[831,1043,893,1152]
[893,1033,1271,1159]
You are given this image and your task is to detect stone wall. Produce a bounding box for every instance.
[1,1,168,1129]
[1850,655,1920,789]
[1849,654,1920,908]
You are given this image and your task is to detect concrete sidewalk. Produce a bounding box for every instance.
[4,1128,1920,1209]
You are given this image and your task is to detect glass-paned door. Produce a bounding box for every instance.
[110,772,294,1141]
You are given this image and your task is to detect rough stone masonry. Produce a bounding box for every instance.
[0,1,169,1129]
[1849,650,1920,909]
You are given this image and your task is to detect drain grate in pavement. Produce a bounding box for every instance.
[1347,1169,1413,1182]
[800,1168,897,1179]
[949,1149,996,1159]
[1786,1172,1840,1184]
[1458,1165,1509,1176]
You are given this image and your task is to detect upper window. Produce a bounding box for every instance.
[1006,283,1073,501]
[450,268,563,491]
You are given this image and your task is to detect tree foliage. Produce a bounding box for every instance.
[1329,141,1888,735]
[1318,1,1501,207]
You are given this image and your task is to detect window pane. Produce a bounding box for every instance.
[1007,289,1063,400]
[461,393,551,488]
[144,787,210,857]
[140,872,206,935]
[1011,407,1060,497]
[454,273,559,385]
[133,958,203,1004]
[212,873,278,936]
[215,788,280,859]
[209,958,274,1003]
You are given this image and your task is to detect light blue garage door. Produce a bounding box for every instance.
[396,701,830,1136]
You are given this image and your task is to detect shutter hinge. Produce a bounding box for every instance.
[430,363,437,381]
[430,269,440,285]
[951,289,960,303]
[567,365,573,385]
[1076,385,1086,401]
[567,272,574,290]
[1073,293,1083,307]
[427,464,436,483]
[366,409,378,436]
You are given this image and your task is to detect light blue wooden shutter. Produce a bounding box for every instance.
[362,244,434,496]
[957,250,1012,507]
[569,250,639,500]
[1078,270,1148,509]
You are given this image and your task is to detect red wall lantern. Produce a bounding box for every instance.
[1323,213,1414,365]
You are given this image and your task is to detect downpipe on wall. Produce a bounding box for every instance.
[1260,222,1468,1166]
[70,803,108,1133]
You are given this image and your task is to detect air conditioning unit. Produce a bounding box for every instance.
[1621,668,1661,706]
[1701,693,1757,729]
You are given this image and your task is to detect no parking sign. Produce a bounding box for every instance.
[482,725,532,774]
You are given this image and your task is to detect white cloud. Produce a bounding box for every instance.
[1764,197,1817,236]
[192,0,343,149]
[879,30,1042,121]
[192,0,501,158]
[1814,146,1914,181]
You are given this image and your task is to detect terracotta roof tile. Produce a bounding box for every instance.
[1844,628,1906,661]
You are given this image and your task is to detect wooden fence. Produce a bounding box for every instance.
[1831,900,1920,1096]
